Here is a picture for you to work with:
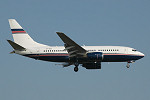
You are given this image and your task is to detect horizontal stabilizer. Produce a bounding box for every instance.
[7,40,26,51]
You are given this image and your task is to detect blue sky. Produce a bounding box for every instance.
[0,0,150,100]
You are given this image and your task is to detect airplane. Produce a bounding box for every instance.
[7,19,145,72]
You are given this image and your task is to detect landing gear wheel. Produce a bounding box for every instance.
[74,67,78,72]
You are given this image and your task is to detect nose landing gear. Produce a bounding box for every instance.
[126,61,135,68]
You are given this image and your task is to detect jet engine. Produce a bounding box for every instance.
[86,52,103,61]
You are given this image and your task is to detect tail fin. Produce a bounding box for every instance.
[8,19,44,48]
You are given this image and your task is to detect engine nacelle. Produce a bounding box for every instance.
[86,52,103,61]
[82,62,101,69]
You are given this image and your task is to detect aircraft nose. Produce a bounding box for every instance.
[139,52,145,58]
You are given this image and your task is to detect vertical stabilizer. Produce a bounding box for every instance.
[9,19,24,30]
[8,19,45,48]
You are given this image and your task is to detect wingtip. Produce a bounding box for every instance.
[56,32,64,34]
[7,40,11,42]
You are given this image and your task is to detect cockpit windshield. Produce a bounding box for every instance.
[132,49,137,51]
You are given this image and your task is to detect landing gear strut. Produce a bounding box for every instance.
[74,62,79,72]
[126,63,130,68]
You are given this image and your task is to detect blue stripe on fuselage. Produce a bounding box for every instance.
[23,53,144,62]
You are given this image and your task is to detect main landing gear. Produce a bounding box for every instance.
[74,62,79,72]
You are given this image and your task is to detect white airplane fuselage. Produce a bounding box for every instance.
[16,45,144,63]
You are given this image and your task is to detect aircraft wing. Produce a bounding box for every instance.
[56,32,87,58]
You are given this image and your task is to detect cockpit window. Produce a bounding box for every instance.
[132,49,137,51]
